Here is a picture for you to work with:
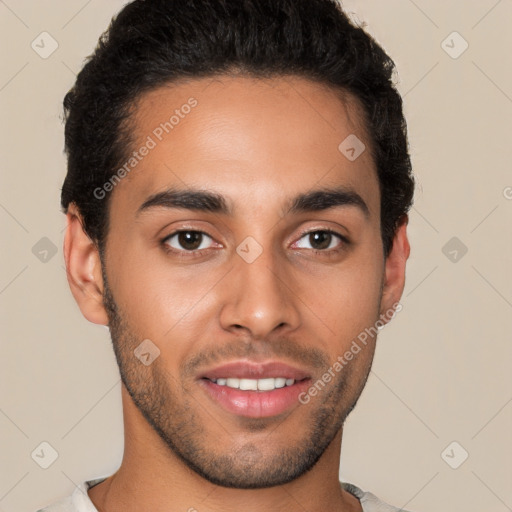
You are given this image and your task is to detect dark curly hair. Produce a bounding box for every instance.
[61,0,414,257]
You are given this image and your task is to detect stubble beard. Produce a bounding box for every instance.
[101,266,374,489]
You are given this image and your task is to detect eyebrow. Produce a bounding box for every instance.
[136,185,370,219]
[286,186,369,218]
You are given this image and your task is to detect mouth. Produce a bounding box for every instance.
[198,361,312,418]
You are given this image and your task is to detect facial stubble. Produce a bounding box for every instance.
[100,263,375,489]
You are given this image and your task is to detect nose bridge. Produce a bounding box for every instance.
[219,234,301,336]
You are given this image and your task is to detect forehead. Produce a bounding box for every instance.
[111,75,379,219]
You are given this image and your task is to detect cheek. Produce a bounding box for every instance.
[110,247,219,343]
[305,251,383,337]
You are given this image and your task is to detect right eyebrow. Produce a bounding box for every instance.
[136,187,232,217]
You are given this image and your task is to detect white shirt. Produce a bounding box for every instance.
[36,476,411,512]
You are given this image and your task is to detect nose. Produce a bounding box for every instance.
[219,242,301,339]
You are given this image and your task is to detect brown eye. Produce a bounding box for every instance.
[295,230,346,252]
[308,231,332,250]
[163,230,213,252]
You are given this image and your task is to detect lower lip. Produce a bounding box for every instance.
[199,379,311,418]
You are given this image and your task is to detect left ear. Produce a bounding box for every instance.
[379,216,410,322]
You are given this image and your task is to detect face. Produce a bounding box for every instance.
[68,75,408,489]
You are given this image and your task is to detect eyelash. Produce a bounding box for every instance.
[160,228,350,259]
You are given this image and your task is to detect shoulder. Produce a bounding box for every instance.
[342,481,414,512]
[35,495,75,512]
[35,476,108,512]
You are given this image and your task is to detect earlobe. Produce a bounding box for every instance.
[63,203,109,326]
[379,216,410,323]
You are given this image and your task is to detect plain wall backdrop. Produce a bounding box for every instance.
[1,1,511,511]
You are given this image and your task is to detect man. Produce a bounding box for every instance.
[38,0,414,510]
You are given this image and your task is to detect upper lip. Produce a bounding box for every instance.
[199,361,311,381]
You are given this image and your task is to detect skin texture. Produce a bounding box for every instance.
[64,75,410,512]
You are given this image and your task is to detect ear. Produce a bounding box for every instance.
[63,203,109,325]
[379,216,410,323]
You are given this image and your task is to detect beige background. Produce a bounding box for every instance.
[1,1,511,511]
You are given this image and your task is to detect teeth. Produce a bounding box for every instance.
[211,377,296,391]
[274,378,286,388]
[239,378,258,390]
[258,378,277,391]
[226,378,239,388]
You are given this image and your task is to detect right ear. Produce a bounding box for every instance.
[63,203,109,325]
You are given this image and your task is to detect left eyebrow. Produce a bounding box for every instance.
[284,186,370,219]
